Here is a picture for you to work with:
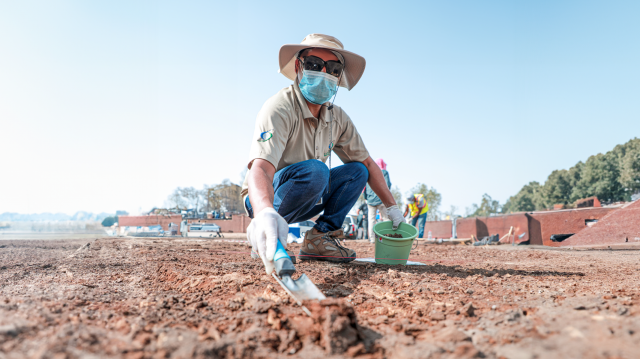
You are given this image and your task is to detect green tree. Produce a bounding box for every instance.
[206,179,243,213]
[166,186,207,211]
[543,169,572,206]
[467,194,501,217]
[390,186,403,209]
[617,139,640,198]
[571,152,623,203]
[502,182,545,213]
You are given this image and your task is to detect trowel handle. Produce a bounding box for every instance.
[274,240,296,277]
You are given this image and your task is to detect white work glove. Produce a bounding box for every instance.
[386,205,404,230]
[246,207,289,275]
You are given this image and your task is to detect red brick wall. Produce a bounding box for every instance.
[416,208,619,246]
[526,213,543,245]
[188,215,252,233]
[528,207,618,247]
[575,196,601,208]
[456,218,478,239]
[421,220,452,239]
[559,201,638,247]
[453,215,529,243]
[477,214,530,244]
[118,215,183,233]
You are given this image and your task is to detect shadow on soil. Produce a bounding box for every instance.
[308,260,584,298]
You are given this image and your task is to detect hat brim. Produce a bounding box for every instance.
[278,44,366,91]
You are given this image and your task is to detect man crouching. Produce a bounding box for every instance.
[242,34,403,274]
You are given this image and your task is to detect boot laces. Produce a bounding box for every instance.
[321,232,349,256]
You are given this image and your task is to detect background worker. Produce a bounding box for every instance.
[404,194,428,238]
[356,200,368,240]
[364,159,392,242]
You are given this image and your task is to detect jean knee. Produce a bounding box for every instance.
[350,162,369,183]
[305,160,330,183]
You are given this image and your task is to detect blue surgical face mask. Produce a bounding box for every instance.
[298,69,339,105]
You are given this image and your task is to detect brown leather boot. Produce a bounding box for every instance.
[299,228,356,263]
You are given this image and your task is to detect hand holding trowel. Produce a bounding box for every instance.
[272,240,325,316]
[246,208,325,315]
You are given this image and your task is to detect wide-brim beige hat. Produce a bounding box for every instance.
[279,34,366,91]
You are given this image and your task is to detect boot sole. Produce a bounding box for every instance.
[298,250,356,263]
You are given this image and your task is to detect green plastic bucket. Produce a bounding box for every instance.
[373,221,418,265]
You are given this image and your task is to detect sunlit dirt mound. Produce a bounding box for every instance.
[561,200,640,247]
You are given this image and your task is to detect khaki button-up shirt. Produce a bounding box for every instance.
[241,83,369,200]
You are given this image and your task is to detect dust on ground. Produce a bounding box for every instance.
[1,237,639,358]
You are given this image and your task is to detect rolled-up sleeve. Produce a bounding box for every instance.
[333,109,369,163]
[247,102,290,170]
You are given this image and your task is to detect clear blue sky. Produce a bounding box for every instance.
[1,0,638,215]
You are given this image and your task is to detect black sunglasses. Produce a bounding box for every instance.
[297,55,344,78]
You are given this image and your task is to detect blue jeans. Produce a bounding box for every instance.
[411,212,427,238]
[245,160,369,233]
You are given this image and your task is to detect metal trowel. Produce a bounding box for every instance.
[271,240,325,316]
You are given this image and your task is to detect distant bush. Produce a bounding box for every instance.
[101,216,117,227]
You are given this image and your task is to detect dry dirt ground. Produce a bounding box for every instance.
[1,237,640,359]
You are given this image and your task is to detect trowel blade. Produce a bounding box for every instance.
[281,274,326,301]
